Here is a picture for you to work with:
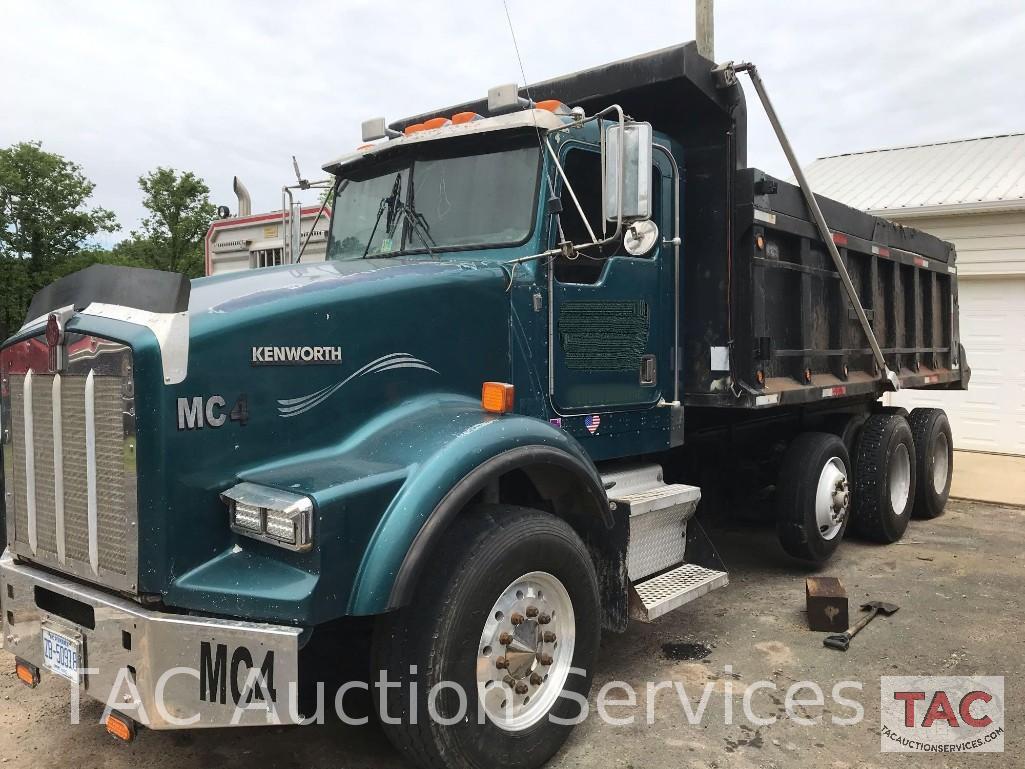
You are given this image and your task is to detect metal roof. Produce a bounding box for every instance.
[804,133,1025,217]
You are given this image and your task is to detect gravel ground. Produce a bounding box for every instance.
[0,498,1019,768]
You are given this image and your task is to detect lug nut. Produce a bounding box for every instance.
[503,675,517,687]
[499,632,513,646]
[537,653,553,666]
[543,631,557,643]
[514,682,529,695]
[530,673,543,686]
[538,613,551,625]
[510,612,524,625]
[525,606,539,618]
[495,656,510,669]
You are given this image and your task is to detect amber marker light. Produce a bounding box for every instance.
[105,712,136,742]
[482,382,515,414]
[451,111,482,124]
[535,99,569,114]
[15,659,39,688]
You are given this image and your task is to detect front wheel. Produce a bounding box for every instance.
[372,505,601,769]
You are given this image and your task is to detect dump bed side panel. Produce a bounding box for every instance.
[684,168,968,409]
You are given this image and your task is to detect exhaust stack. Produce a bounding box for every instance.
[233,176,252,217]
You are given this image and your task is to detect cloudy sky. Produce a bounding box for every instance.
[3,0,1024,247]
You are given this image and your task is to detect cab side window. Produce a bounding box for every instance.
[558,150,604,246]
[554,148,662,284]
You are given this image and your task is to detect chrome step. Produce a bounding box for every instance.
[630,563,729,622]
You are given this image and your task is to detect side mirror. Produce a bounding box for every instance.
[603,122,653,224]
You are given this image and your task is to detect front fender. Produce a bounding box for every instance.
[347,397,609,615]
[168,394,608,624]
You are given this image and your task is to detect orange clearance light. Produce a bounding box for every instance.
[15,659,39,688]
[422,117,450,130]
[356,143,375,151]
[404,123,426,135]
[535,99,569,114]
[451,111,482,124]
[105,712,136,742]
[482,382,515,414]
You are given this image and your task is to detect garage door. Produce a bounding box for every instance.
[889,276,1025,456]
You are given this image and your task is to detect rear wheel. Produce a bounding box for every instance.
[852,414,917,543]
[908,408,953,519]
[776,432,852,562]
[372,505,600,769]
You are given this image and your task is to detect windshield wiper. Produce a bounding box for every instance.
[395,200,436,257]
[361,172,403,259]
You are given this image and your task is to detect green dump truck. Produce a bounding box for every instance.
[1,43,967,769]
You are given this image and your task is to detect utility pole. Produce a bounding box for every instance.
[696,0,714,60]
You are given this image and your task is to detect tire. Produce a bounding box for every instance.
[851,414,917,543]
[908,408,953,519]
[825,413,867,461]
[372,505,601,769]
[776,432,852,563]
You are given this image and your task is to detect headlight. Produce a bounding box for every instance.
[221,482,314,552]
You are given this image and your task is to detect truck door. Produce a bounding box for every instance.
[548,143,675,414]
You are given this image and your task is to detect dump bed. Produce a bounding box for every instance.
[682,168,968,409]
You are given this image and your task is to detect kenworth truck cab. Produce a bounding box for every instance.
[1,44,966,768]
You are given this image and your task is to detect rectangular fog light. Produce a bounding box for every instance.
[221,482,314,552]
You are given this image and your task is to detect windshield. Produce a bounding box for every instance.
[328,141,539,260]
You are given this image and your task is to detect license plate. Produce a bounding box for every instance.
[41,626,82,683]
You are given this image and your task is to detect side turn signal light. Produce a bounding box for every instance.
[482,382,515,414]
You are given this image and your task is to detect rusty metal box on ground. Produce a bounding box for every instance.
[806,576,848,632]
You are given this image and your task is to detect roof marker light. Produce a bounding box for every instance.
[404,123,427,135]
[422,117,451,130]
[535,99,570,115]
[451,111,483,124]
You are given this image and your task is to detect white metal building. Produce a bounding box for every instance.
[806,133,1025,456]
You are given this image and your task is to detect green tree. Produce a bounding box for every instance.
[0,140,119,340]
[128,167,215,277]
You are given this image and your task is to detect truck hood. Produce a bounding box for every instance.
[137,257,514,597]
[189,257,489,316]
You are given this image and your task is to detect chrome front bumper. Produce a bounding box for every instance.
[1,553,302,729]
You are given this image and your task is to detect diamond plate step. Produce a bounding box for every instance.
[630,563,729,622]
[613,483,701,517]
[602,463,701,517]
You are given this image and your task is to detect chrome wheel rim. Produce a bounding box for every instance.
[889,443,912,513]
[815,456,849,541]
[476,571,575,732]
[933,432,949,494]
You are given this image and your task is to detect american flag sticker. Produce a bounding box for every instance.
[584,414,601,434]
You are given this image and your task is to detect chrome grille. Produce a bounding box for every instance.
[1,334,138,592]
